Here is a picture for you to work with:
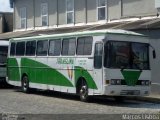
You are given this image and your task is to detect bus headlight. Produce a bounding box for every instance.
[145,81,150,85]
[141,80,150,86]
[141,81,145,85]
[116,80,121,85]
[111,80,116,85]
[111,79,121,85]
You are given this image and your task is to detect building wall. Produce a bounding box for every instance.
[122,0,157,17]
[75,0,86,24]
[14,0,159,30]
[108,0,121,20]
[87,0,97,23]
[58,0,66,25]
[48,0,57,26]
[34,0,41,27]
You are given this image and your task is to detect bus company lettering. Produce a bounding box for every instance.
[57,58,74,65]
[78,60,87,66]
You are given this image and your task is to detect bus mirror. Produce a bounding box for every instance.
[153,50,156,59]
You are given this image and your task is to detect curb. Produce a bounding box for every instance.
[127,96,160,103]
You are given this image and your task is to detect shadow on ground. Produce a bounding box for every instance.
[13,88,160,110]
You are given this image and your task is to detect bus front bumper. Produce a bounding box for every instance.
[104,85,150,96]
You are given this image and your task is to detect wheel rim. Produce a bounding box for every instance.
[80,85,88,99]
[23,76,28,91]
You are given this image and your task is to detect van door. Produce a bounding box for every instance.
[93,42,103,94]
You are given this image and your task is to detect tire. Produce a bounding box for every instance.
[22,76,30,93]
[79,80,89,102]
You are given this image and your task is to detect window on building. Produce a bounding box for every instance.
[49,39,61,56]
[62,38,76,56]
[37,40,48,56]
[20,7,26,29]
[10,42,16,56]
[66,0,74,24]
[41,3,48,26]
[97,0,106,20]
[77,37,93,55]
[26,41,36,56]
[16,42,25,56]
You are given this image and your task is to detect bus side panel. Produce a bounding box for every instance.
[48,57,61,91]
[75,57,96,95]
[21,57,36,84]
[21,57,74,92]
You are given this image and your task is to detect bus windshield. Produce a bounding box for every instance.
[104,41,149,70]
[0,46,8,64]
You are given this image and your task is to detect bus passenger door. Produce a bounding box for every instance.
[93,42,103,94]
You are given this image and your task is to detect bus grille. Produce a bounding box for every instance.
[120,90,140,95]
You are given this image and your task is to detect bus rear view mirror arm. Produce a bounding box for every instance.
[152,50,156,59]
[149,45,156,59]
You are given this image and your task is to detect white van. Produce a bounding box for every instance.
[0,40,9,86]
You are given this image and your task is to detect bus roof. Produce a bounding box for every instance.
[11,29,146,41]
[0,40,9,46]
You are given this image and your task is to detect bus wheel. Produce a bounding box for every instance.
[79,80,89,102]
[22,75,30,93]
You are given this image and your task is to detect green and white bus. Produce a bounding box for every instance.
[7,29,153,101]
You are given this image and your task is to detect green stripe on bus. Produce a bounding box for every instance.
[8,58,98,89]
[7,58,20,81]
[75,66,98,89]
[8,58,74,87]
[121,70,141,86]
[21,58,74,87]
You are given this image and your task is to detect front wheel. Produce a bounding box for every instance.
[22,76,30,93]
[79,80,89,102]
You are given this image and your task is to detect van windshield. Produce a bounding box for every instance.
[104,41,149,70]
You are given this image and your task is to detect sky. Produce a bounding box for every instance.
[0,0,13,12]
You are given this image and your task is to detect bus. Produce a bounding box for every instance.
[0,40,9,86]
[7,29,154,101]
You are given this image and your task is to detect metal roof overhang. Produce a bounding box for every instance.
[0,18,160,40]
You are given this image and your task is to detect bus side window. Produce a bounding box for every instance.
[16,42,25,56]
[10,42,16,56]
[62,38,76,56]
[94,43,103,69]
[77,37,93,55]
[49,39,61,56]
[36,40,48,56]
[26,41,36,56]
